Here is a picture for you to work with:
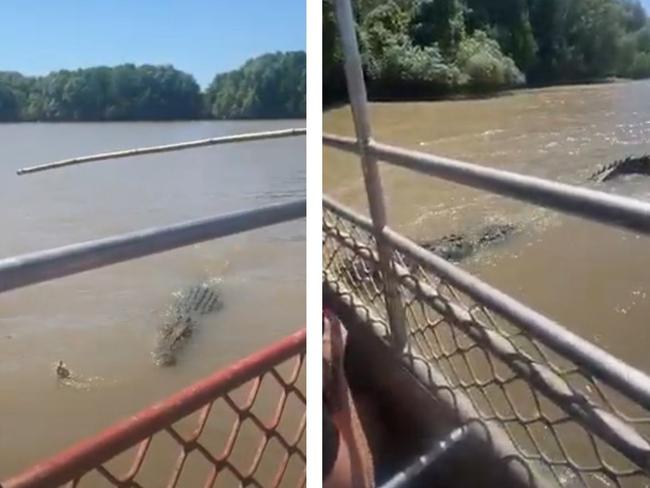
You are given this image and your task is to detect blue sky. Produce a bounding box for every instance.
[0,1,305,87]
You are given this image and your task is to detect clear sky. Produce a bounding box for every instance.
[0,1,305,87]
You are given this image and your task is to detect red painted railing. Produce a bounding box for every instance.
[2,329,306,488]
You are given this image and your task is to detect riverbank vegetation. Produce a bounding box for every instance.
[324,0,650,103]
[0,51,305,122]
[205,51,306,119]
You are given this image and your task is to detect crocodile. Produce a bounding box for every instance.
[152,281,223,367]
[340,154,650,287]
[418,222,517,263]
[341,222,517,288]
[589,155,650,183]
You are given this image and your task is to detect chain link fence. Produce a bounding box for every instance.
[324,203,650,488]
[2,330,306,488]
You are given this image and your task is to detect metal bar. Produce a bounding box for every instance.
[332,0,407,349]
[323,133,650,236]
[0,199,305,294]
[1,329,306,488]
[378,426,470,488]
[17,128,306,175]
[323,195,650,410]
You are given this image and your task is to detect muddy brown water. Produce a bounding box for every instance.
[324,80,650,378]
[0,120,305,482]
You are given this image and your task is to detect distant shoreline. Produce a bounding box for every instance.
[0,117,307,124]
[324,77,638,112]
[0,52,305,123]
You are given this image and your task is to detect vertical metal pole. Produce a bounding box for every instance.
[332,0,407,349]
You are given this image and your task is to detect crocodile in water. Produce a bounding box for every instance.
[589,155,650,183]
[418,222,517,263]
[342,222,517,288]
[153,282,223,367]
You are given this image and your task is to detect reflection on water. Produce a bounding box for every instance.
[0,120,305,475]
[324,80,650,374]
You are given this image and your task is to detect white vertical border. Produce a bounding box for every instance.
[305,0,323,485]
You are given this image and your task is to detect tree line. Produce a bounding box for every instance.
[0,51,305,122]
[324,0,650,103]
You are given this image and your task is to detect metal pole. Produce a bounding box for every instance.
[17,128,306,175]
[324,133,650,236]
[0,199,305,294]
[332,0,407,349]
[378,426,470,488]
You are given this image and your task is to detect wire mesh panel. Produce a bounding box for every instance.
[2,330,306,488]
[323,206,650,488]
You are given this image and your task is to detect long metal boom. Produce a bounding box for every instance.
[17,127,306,175]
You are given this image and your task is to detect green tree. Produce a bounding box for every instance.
[361,0,411,57]
[323,0,347,104]
[621,0,647,31]
[456,30,525,89]
[465,0,538,72]
[0,54,305,122]
[411,0,466,55]
[323,0,650,104]
[205,51,306,119]
[0,84,19,121]
[0,65,203,121]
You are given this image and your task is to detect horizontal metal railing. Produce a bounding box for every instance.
[1,329,306,488]
[2,128,306,293]
[17,128,306,175]
[324,133,650,236]
[324,197,650,474]
[0,199,305,294]
[323,196,650,408]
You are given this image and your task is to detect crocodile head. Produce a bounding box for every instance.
[153,350,177,367]
[476,223,516,247]
[423,234,476,262]
[153,315,195,367]
[152,282,223,367]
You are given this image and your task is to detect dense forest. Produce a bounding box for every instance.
[324,0,650,103]
[0,51,305,122]
[205,51,306,119]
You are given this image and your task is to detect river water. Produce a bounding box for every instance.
[0,120,305,481]
[324,80,650,375]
